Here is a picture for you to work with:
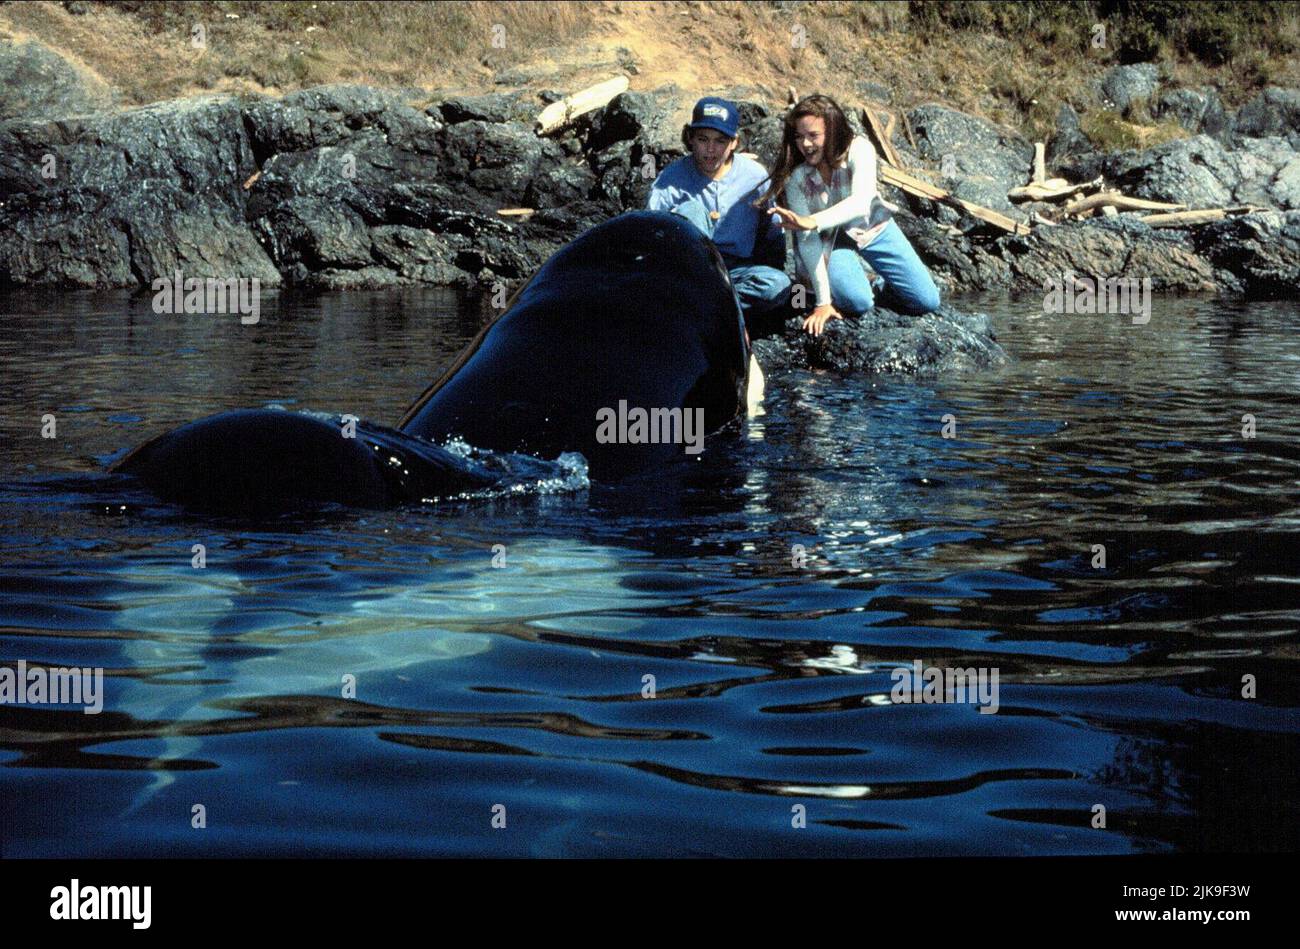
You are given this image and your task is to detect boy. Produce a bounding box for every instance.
[648,97,791,324]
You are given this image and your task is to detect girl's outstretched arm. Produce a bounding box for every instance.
[783,176,834,308]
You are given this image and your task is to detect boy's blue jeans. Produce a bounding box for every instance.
[668,202,792,320]
[826,221,941,316]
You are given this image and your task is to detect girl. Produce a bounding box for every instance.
[763,95,941,336]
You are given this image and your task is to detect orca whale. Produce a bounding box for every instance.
[112,210,752,512]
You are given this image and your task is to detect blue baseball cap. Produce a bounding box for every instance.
[688,96,739,138]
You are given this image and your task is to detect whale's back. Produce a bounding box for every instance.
[399,211,750,476]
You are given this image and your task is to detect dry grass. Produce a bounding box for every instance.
[0,1,601,102]
[1081,109,1188,152]
[3,1,1297,151]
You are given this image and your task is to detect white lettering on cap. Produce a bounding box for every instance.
[702,104,729,120]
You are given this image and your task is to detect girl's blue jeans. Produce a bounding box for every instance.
[826,220,941,316]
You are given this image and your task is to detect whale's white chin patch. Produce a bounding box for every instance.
[746,354,766,418]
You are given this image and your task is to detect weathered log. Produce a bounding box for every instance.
[1063,192,1185,216]
[880,164,1031,235]
[901,110,919,154]
[1008,175,1103,203]
[1140,206,1264,227]
[862,103,904,169]
[535,76,630,135]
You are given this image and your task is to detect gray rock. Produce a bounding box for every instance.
[126,197,280,285]
[587,87,685,159]
[1046,103,1094,170]
[254,196,374,271]
[0,215,134,287]
[306,265,407,290]
[753,305,1007,375]
[993,217,1218,292]
[586,90,671,153]
[376,104,442,154]
[527,153,597,209]
[242,84,410,161]
[0,94,277,288]
[1192,209,1300,298]
[588,89,692,212]
[1231,137,1300,209]
[435,120,546,205]
[1079,135,1238,207]
[946,174,1018,215]
[437,93,532,125]
[906,103,1033,192]
[0,38,116,121]
[369,225,461,279]
[732,99,771,129]
[1100,63,1160,116]
[856,81,894,105]
[740,114,785,171]
[1066,134,1300,211]
[246,134,439,225]
[1154,87,1229,140]
[1232,87,1300,147]
[894,211,1013,292]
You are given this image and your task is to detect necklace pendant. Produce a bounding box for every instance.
[709,211,720,220]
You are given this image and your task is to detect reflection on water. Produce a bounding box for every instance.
[1,287,1298,857]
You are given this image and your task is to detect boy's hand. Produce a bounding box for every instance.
[802,303,842,336]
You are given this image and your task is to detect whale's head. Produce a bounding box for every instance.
[399,211,751,478]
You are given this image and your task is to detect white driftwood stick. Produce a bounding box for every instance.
[1008,175,1103,203]
[535,76,630,135]
[1141,206,1263,228]
[1033,143,1046,184]
[1064,192,1185,216]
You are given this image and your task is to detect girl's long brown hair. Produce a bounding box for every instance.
[757,94,854,207]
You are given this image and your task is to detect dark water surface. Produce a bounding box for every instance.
[2,287,1298,857]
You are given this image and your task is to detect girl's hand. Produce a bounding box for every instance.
[802,303,842,336]
[770,206,817,232]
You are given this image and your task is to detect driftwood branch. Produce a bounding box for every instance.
[901,111,919,154]
[862,103,903,169]
[1140,206,1264,227]
[535,76,630,135]
[880,164,1031,235]
[1063,192,1185,217]
[1008,175,1104,203]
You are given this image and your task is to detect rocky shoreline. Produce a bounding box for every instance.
[2,46,1298,372]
